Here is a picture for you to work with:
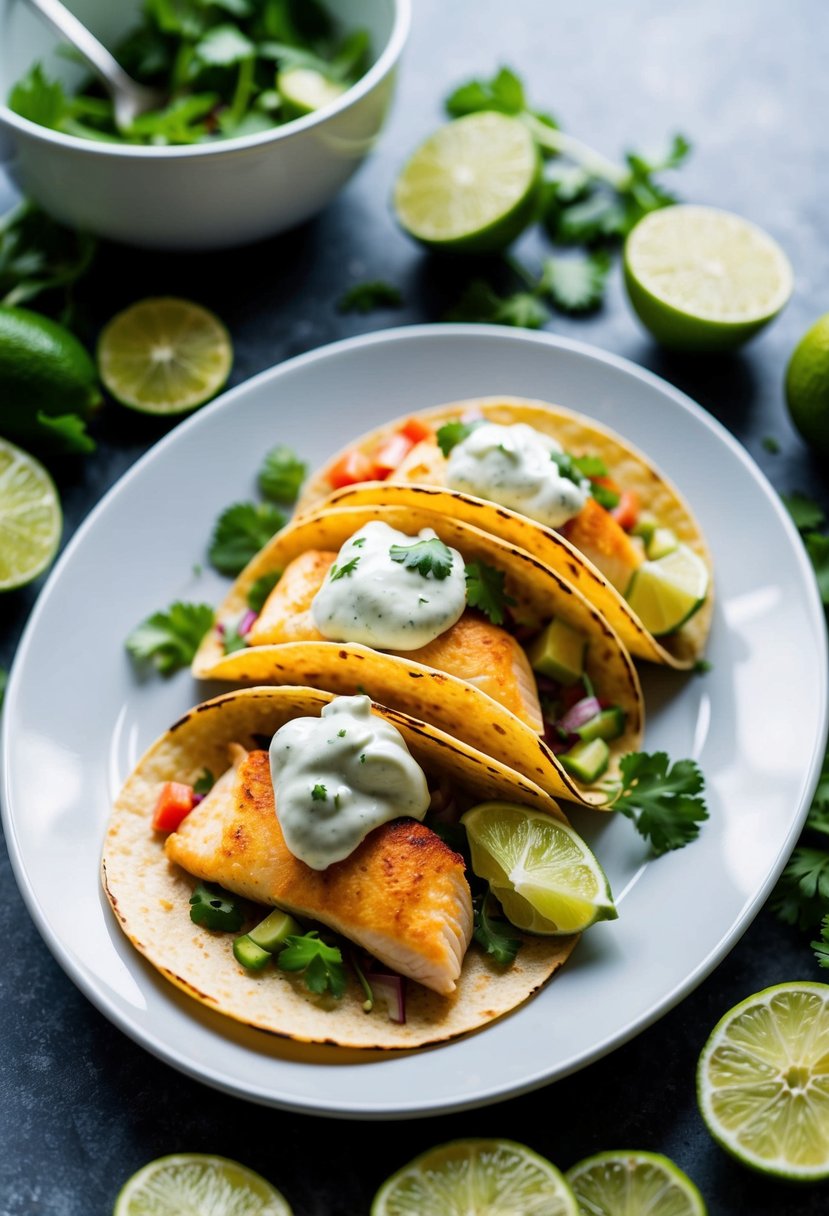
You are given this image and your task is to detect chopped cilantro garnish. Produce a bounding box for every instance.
[126,601,214,675]
[549,449,590,488]
[222,619,248,655]
[311,784,327,802]
[693,659,713,675]
[193,769,215,797]
[208,501,285,577]
[258,445,307,504]
[464,561,515,625]
[436,419,484,457]
[352,537,366,548]
[539,251,611,313]
[246,570,281,613]
[444,279,548,329]
[572,454,608,478]
[277,931,346,998]
[473,891,521,965]
[330,557,360,580]
[603,752,708,855]
[762,435,781,454]
[783,492,826,534]
[389,537,454,580]
[359,753,366,764]
[591,482,621,510]
[337,729,346,737]
[774,847,829,931]
[337,280,403,314]
[189,882,245,932]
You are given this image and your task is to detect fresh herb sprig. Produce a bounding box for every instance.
[208,502,285,576]
[277,930,346,998]
[602,752,708,855]
[338,281,403,314]
[772,743,829,958]
[473,891,521,965]
[390,537,454,580]
[126,601,214,675]
[464,561,515,626]
[258,445,307,504]
[782,492,829,608]
[0,202,96,312]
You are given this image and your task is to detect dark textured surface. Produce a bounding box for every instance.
[2,1,829,1212]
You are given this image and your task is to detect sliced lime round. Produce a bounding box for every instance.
[0,438,62,591]
[461,802,616,935]
[697,982,829,1181]
[277,67,347,116]
[625,543,709,636]
[393,112,541,253]
[113,1153,292,1215]
[566,1150,707,1215]
[372,1139,577,1216]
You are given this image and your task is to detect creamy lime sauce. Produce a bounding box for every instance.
[446,421,589,528]
[311,520,467,650]
[269,695,431,869]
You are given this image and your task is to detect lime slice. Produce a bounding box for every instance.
[786,312,829,458]
[393,112,541,253]
[461,802,616,935]
[0,438,62,590]
[372,1139,578,1216]
[98,297,233,414]
[277,67,347,116]
[697,982,829,1181]
[113,1153,292,1215]
[625,543,709,637]
[566,1151,707,1215]
[624,204,792,351]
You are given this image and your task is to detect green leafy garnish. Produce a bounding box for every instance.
[605,752,708,855]
[572,455,608,479]
[338,281,403,314]
[35,411,96,455]
[0,668,6,710]
[126,601,214,675]
[390,538,454,580]
[445,279,548,329]
[189,882,245,932]
[473,891,521,965]
[193,769,215,796]
[277,930,346,998]
[222,619,248,654]
[436,419,484,458]
[8,64,69,130]
[258,445,306,503]
[0,202,96,311]
[445,65,556,131]
[539,252,611,313]
[591,482,621,510]
[805,533,829,607]
[311,783,327,801]
[773,848,829,931]
[811,914,829,968]
[762,435,781,454]
[194,23,256,66]
[783,492,826,534]
[693,659,713,675]
[330,557,360,580]
[208,502,285,576]
[549,450,590,489]
[247,570,282,613]
[464,561,515,626]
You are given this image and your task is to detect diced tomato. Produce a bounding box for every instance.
[372,431,415,477]
[398,417,433,444]
[591,474,621,494]
[328,448,376,489]
[152,781,196,833]
[611,489,640,532]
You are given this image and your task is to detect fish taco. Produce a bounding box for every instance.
[101,686,598,1050]
[296,396,713,668]
[191,502,644,806]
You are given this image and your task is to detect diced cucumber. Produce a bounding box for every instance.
[233,934,272,971]
[527,618,587,686]
[559,738,610,783]
[249,908,301,952]
[576,706,626,743]
[646,526,679,560]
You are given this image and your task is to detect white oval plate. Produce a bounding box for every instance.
[3,325,826,1119]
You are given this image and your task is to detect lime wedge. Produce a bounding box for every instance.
[566,1151,707,1215]
[277,67,347,116]
[0,438,62,590]
[625,543,709,637]
[624,204,792,350]
[371,1139,578,1216]
[697,982,829,1181]
[113,1153,292,1215]
[98,297,233,414]
[461,802,616,935]
[393,112,541,253]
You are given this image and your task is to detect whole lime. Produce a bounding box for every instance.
[0,306,101,451]
[786,313,829,457]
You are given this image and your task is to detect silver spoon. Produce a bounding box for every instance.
[22,0,166,130]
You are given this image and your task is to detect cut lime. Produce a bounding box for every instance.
[624,204,792,351]
[393,112,541,253]
[113,1153,292,1215]
[625,543,709,637]
[786,312,829,458]
[277,67,347,116]
[461,802,616,935]
[0,438,62,591]
[697,982,829,1181]
[98,297,233,414]
[566,1151,707,1216]
[372,1139,578,1216]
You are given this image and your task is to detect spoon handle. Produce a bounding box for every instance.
[22,0,138,97]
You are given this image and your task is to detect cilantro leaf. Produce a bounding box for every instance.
[390,538,454,580]
[330,557,360,580]
[540,251,611,313]
[572,454,608,479]
[193,769,215,797]
[473,892,521,965]
[258,445,306,503]
[35,411,96,454]
[445,280,548,329]
[805,533,829,607]
[436,419,484,457]
[194,24,255,66]
[337,281,403,314]
[8,64,69,130]
[208,502,285,576]
[221,619,248,654]
[693,659,713,675]
[277,930,346,998]
[811,914,829,969]
[626,133,692,178]
[445,66,527,118]
[464,561,515,625]
[591,482,621,510]
[247,570,281,613]
[783,492,826,534]
[126,601,214,675]
[311,784,327,801]
[0,202,96,310]
[550,191,628,244]
[549,449,591,489]
[128,94,220,145]
[762,435,781,454]
[608,752,708,855]
[772,847,829,931]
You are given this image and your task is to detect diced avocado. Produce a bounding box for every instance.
[646,526,678,560]
[559,738,610,783]
[632,515,657,545]
[233,933,272,971]
[527,618,587,686]
[576,706,626,743]
[249,908,301,952]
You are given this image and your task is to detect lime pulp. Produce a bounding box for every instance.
[0,438,62,590]
[113,1153,292,1215]
[625,543,709,637]
[566,1151,707,1216]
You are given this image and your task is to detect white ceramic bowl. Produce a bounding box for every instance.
[0,0,408,249]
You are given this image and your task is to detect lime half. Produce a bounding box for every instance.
[697,982,829,1181]
[372,1139,578,1216]
[461,803,616,935]
[113,1153,292,1215]
[566,1151,707,1216]
[624,204,792,350]
[0,438,62,591]
[278,67,347,116]
[393,112,541,253]
[786,312,829,458]
[625,543,709,637]
[98,297,233,414]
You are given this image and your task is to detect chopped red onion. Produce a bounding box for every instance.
[192,793,205,806]
[368,972,407,1024]
[556,695,601,735]
[238,609,258,636]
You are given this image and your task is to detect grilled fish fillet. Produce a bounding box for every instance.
[562,497,644,593]
[165,748,473,996]
[247,550,544,732]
